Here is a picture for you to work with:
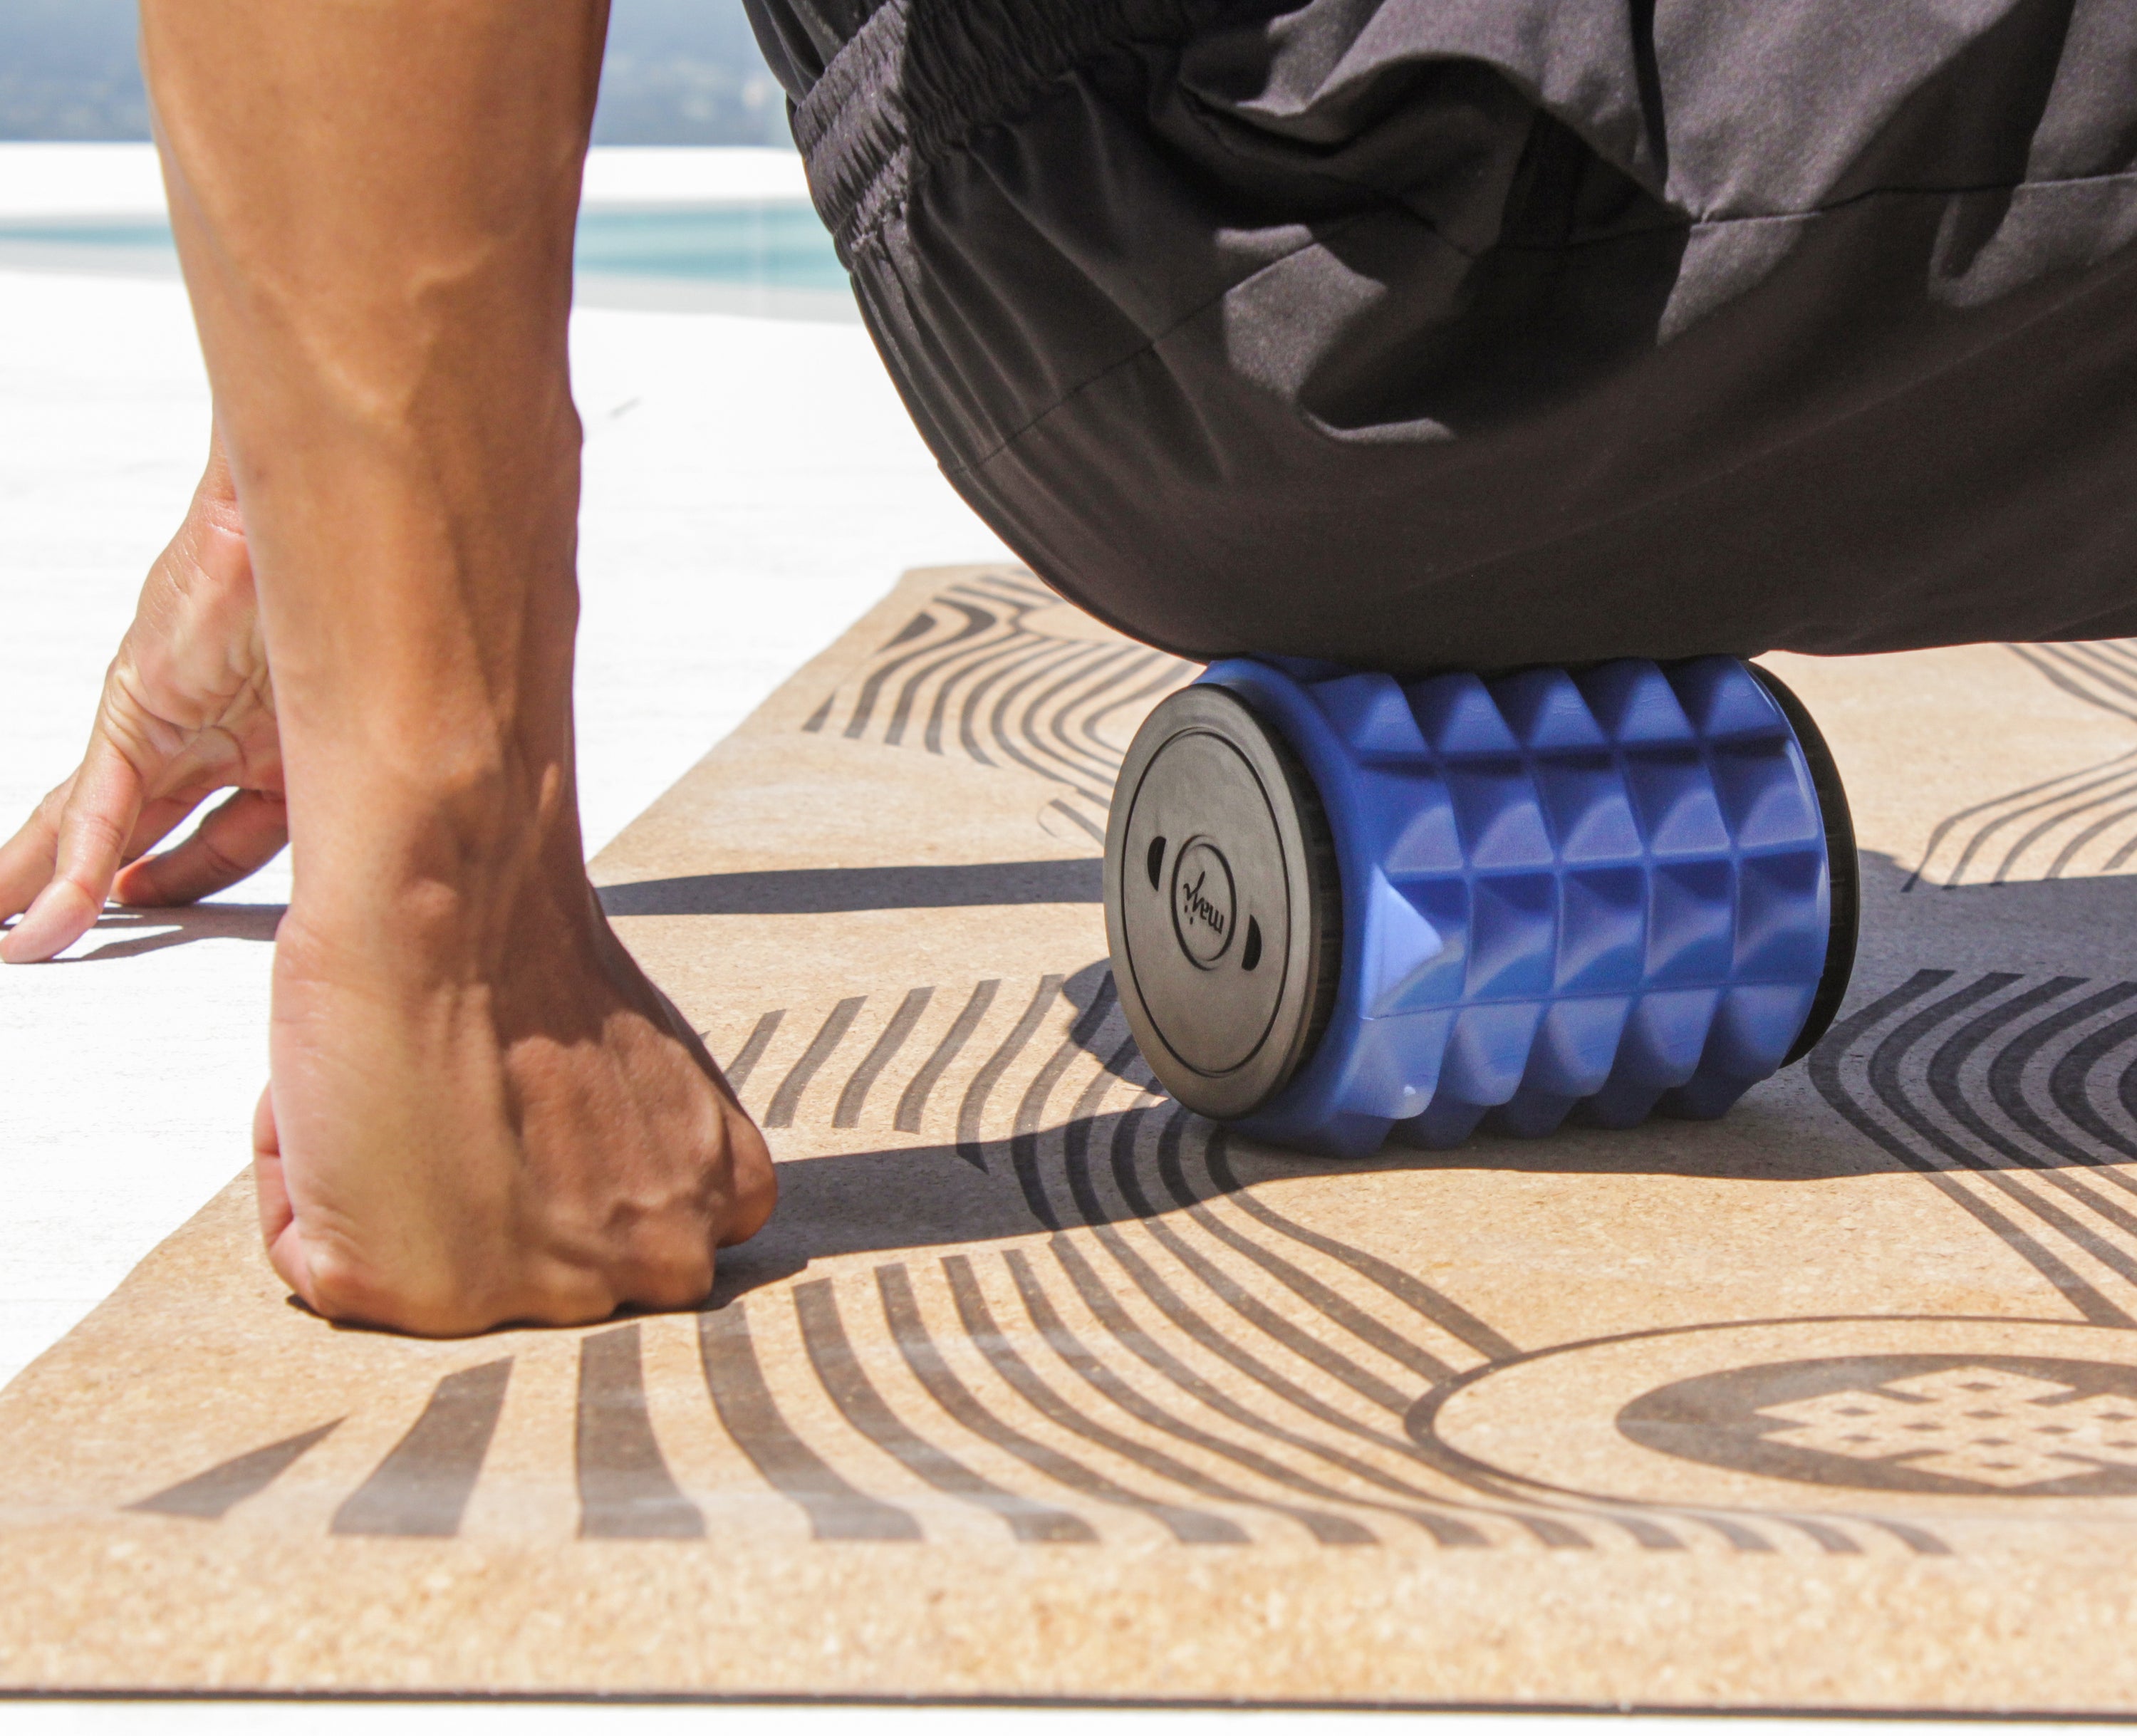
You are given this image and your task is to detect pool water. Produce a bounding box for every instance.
[576,204,846,289]
[0,202,848,291]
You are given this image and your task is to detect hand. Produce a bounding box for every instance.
[0,435,288,963]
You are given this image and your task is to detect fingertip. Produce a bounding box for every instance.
[0,800,66,925]
[0,881,100,964]
[110,853,169,909]
[116,791,288,908]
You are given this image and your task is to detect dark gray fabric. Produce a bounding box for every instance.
[748,0,2137,672]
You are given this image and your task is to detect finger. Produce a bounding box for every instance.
[115,788,288,908]
[123,792,216,866]
[253,1082,316,1306]
[0,739,141,962]
[0,774,73,924]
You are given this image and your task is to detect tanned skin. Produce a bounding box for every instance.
[0,0,776,1334]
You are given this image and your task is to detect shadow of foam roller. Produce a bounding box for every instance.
[598,858,1103,916]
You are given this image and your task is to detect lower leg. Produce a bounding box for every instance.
[141,0,773,1334]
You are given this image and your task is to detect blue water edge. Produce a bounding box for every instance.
[0,203,848,292]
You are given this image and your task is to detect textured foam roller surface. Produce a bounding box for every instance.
[1211,656,1833,1158]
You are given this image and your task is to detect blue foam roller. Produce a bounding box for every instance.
[1104,655,1856,1158]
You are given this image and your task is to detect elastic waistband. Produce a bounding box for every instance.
[794,0,1211,258]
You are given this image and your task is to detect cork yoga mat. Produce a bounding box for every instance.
[7,565,2137,1707]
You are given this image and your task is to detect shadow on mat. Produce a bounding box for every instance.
[57,901,282,961]
[709,1111,1882,1306]
[711,851,2137,1303]
[1870,848,2137,947]
[599,858,1101,917]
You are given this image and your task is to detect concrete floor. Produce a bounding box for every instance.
[0,146,2104,1735]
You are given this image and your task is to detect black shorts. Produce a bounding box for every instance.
[744,0,2137,673]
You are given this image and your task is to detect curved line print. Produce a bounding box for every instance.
[930,979,1955,1550]
[1811,969,2137,1329]
[809,576,1195,806]
[2008,642,2137,724]
[1911,640,2137,888]
[692,969,1973,1554]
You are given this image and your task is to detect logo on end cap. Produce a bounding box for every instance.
[1171,838,1236,967]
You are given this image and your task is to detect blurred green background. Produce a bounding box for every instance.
[0,0,792,146]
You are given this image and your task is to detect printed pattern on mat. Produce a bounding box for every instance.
[801,569,1196,842]
[1812,970,2137,1329]
[130,974,1951,1559]
[1914,641,2137,887]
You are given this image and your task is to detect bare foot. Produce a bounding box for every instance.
[257,841,775,1336]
